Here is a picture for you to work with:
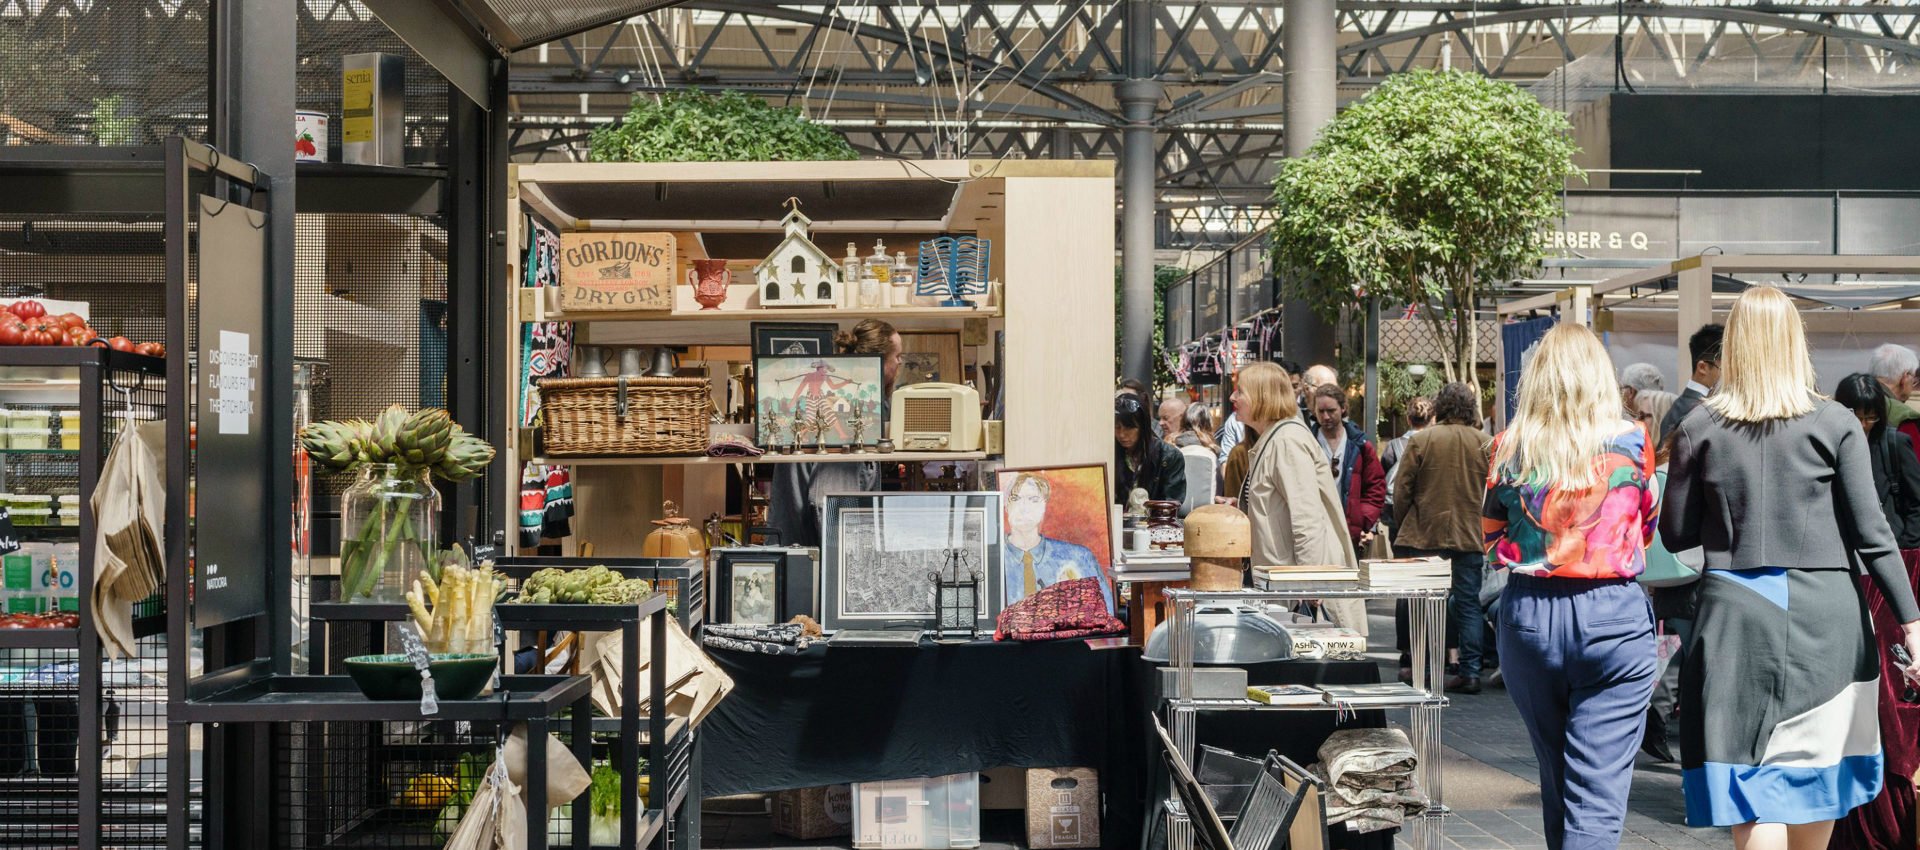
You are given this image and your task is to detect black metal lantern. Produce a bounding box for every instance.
[931,550,982,641]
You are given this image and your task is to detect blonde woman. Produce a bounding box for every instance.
[1483,324,1659,849]
[1634,388,1678,448]
[1663,287,1920,850]
[1230,362,1366,632]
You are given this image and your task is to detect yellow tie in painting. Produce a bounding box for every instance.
[1024,550,1037,598]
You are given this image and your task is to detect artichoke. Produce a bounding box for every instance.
[397,407,454,467]
[298,420,360,470]
[436,432,496,482]
[369,404,407,461]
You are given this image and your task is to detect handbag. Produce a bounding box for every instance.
[1639,469,1703,589]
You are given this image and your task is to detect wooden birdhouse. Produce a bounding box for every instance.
[755,198,842,307]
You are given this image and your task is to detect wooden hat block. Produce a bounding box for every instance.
[1183,504,1251,592]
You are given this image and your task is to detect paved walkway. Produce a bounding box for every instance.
[1374,603,1726,850]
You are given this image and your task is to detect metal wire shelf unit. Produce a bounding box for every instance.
[1158,586,1450,850]
[0,348,171,850]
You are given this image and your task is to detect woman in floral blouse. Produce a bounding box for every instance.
[1483,323,1659,850]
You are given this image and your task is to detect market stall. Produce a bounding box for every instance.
[1497,255,1920,414]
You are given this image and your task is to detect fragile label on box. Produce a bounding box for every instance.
[558,231,676,311]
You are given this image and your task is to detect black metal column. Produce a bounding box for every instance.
[210,0,296,845]
[446,64,497,544]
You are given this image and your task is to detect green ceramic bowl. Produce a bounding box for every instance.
[342,653,496,701]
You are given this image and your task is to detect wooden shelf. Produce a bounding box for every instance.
[518,288,997,324]
[530,451,988,466]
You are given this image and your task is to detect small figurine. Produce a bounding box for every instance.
[1126,487,1150,519]
[848,412,868,452]
[811,407,831,454]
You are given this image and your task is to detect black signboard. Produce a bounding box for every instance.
[192,195,269,628]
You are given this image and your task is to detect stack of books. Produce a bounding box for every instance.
[1253,564,1359,591]
[1245,684,1328,706]
[1359,556,1451,591]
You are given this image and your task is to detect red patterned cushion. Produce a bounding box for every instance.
[994,577,1125,642]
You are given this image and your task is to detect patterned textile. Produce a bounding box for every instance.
[704,623,819,655]
[992,577,1124,642]
[1310,727,1430,834]
[519,223,572,428]
[1482,423,1657,579]
[517,463,574,548]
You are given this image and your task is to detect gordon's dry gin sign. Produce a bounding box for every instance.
[557,231,677,311]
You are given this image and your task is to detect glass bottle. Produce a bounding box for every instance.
[891,251,914,307]
[338,463,440,603]
[843,242,863,282]
[869,240,892,286]
[857,267,885,310]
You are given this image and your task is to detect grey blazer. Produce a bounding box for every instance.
[1662,398,1920,624]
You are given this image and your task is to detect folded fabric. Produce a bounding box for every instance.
[703,634,813,655]
[707,434,765,457]
[1310,727,1430,833]
[993,577,1124,642]
[706,622,814,645]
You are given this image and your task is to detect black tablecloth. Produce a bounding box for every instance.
[702,638,1394,850]
[703,639,1128,797]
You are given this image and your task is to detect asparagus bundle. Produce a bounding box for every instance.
[406,561,504,655]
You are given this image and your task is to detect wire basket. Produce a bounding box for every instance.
[536,378,709,457]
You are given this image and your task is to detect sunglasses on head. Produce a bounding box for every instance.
[1116,396,1145,414]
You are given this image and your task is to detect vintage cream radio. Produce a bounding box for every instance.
[889,383,982,452]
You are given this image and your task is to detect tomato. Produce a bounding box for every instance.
[24,330,54,347]
[135,342,161,357]
[9,300,46,320]
[106,336,134,353]
[0,323,22,346]
[54,313,85,331]
[67,327,97,347]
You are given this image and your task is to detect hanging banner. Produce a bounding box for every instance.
[194,195,270,628]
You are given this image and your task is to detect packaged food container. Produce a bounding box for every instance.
[11,495,52,514]
[10,508,50,527]
[56,509,79,527]
[7,411,49,431]
[57,412,80,450]
[6,429,50,450]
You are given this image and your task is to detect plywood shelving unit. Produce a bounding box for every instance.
[505,159,1116,554]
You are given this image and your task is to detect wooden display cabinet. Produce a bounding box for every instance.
[504,160,1116,554]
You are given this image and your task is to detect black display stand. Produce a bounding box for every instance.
[309,565,701,850]
[0,348,166,850]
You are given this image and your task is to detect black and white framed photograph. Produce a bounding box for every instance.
[750,321,837,358]
[713,548,815,625]
[820,492,1003,632]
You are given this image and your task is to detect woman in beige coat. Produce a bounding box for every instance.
[1231,361,1367,633]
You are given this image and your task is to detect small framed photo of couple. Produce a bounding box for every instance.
[996,465,1116,614]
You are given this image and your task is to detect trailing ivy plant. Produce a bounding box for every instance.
[588,90,858,163]
[1271,70,1581,391]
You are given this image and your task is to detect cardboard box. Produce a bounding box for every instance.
[979,767,1025,811]
[1026,767,1099,849]
[852,773,980,849]
[557,231,677,312]
[772,785,852,840]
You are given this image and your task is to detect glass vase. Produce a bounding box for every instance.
[338,464,439,603]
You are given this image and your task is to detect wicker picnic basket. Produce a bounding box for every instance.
[537,376,710,456]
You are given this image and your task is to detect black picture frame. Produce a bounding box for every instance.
[713,548,815,625]
[750,321,837,358]
[819,492,1004,633]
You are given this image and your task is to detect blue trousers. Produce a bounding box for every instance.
[1498,573,1658,850]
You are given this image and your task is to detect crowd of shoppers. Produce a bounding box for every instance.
[1127,306,1920,848]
